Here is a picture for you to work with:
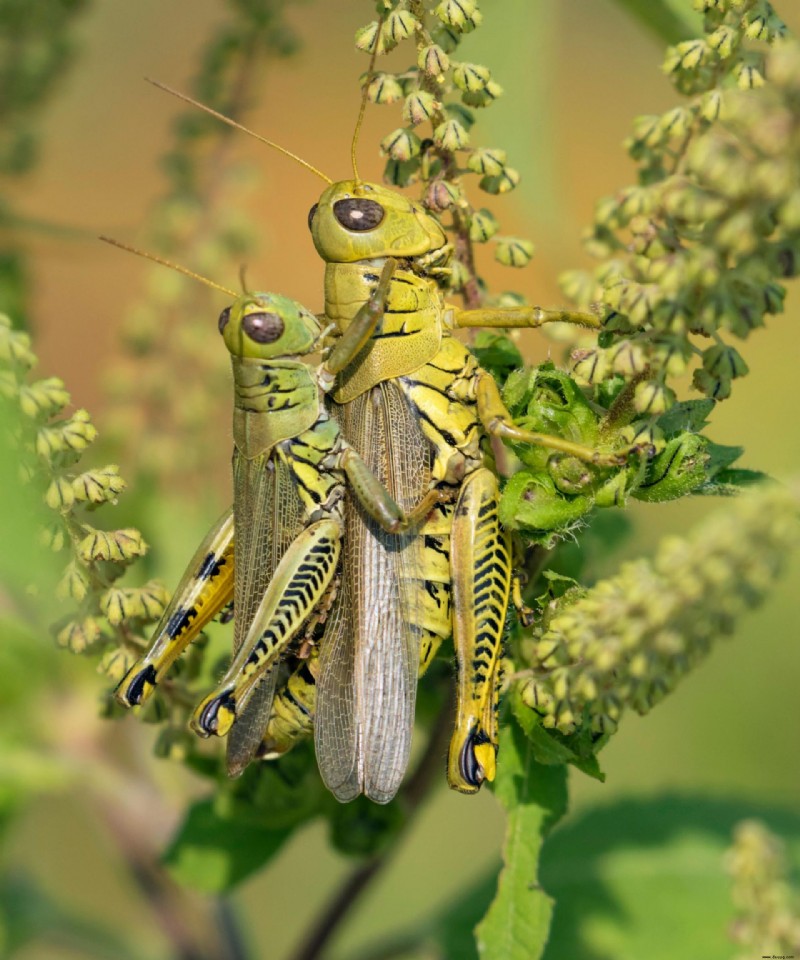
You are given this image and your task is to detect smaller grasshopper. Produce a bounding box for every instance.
[105,239,441,776]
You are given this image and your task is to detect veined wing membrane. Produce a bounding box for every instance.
[317,380,428,804]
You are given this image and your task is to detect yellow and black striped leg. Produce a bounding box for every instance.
[476,372,641,467]
[190,518,341,739]
[317,258,397,393]
[452,304,601,330]
[257,654,319,760]
[115,509,235,708]
[448,468,513,794]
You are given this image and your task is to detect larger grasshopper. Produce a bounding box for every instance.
[146,81,646,803]
[109,244,440,777]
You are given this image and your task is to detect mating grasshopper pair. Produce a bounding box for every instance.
[112,83,644,804]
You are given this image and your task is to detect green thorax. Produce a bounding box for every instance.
[325,260,443,403]
[231,356,320,459]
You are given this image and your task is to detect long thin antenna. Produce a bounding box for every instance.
[351,16,385,181]
[145,78,333,185]
[99,236,237,297]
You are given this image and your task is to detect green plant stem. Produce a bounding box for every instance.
[288,690,455,960]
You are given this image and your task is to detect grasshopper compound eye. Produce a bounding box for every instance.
[243,311,285,344]
[307,203,318,231]
[333,197,384,231]
[218,307,231,334]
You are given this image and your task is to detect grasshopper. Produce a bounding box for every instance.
[144,82,649,802]
[107,241,441,777]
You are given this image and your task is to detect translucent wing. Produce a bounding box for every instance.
[317,381,429,803]
[227,447,303,777]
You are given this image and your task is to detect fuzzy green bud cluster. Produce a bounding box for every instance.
[0,314,166,677]
[562,14,796,410]
[726,820,800,958]
[517,482,799,735]
[354,0,533,301]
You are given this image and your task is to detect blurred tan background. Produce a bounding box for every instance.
[5,1,800,958]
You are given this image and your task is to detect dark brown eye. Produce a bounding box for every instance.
[333,198,384,231]
[307,203,318,231]
[243,311,284,343]
[218,307,231,334]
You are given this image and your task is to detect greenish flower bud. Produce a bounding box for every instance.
[699,89,724,122]
[620,421,666,455]
[693,368,732,400]
[424,178,460,212]
[383,157,421,188]
[0,322,36,369]
[418,44,449,76]
[100,588,131,625]
[78,527,147,564]
[433,118,470,151]
[656,106,694,141]
[734,58,765,89]
[99,647,137,683]
[461,80,502,108]
[707,24,739,58]
[479,167,520,194]
[611,339,648,377]
[45,476,75,511]
[447,260,471,292]
[452,62,491,93]
[379,127,421,161]
[467,147,506,176]
[138,581,169,619]
[57,617,102,653]
[435,0,481,32]
[354,21,380,54]
[56,561,89,602]
[40,522,66,552]
[571,347,610,385]
[715,211,758,256]
[18,377,70,420]
[402,89,439,125]
[72,465,126,504]
[702,343,749,380]
[663,39,709,75]
[367,73,404,105]
[494,237,534,268]
[634,380,675,414]
[380,10,418,50]
[468,208,498,242]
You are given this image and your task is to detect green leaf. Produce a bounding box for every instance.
[470,332,523,384]
[163,798,290,893]
[475,722,568,960]
[541,795,800,960]
[695,467,773,496]
[510,687,606,782]
[656,399,715,438]
[704,440,744,475]
[609,0,702,45]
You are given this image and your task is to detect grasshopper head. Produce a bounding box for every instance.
[308,179,447,263]
[219,292,320,359]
